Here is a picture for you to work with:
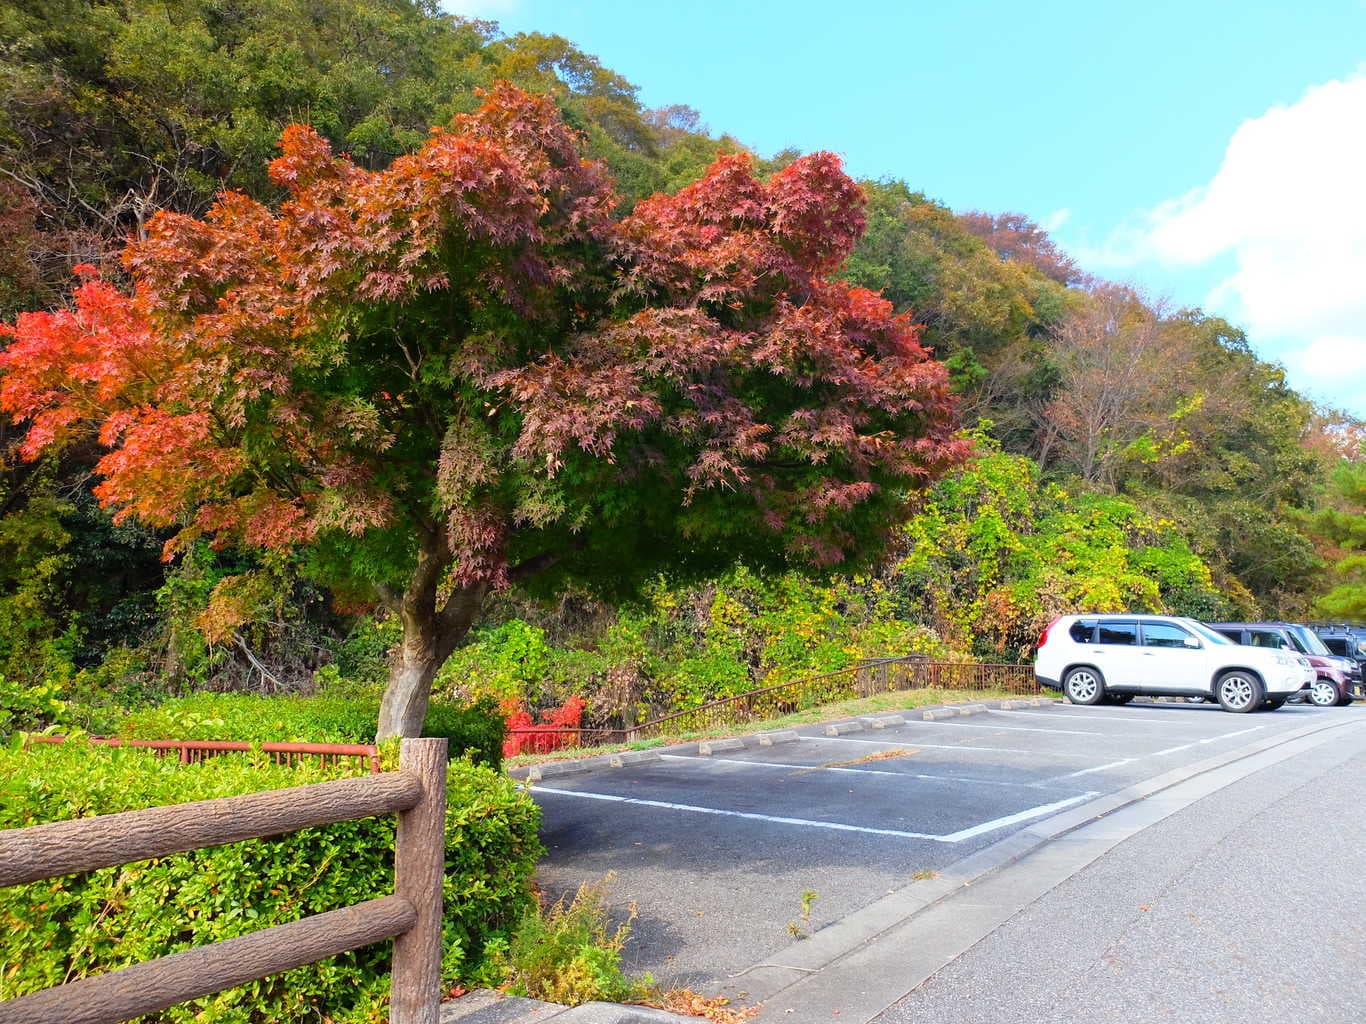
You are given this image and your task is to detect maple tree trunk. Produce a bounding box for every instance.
[377,536,488,740]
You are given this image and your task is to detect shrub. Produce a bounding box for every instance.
[114,692,507,770]
[502,695,587,757]
[0,740,542,1022]
[490,874,645,1006]
[0,674,73,737]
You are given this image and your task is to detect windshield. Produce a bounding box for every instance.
[1288,624,1332,656]
[1187,620,1234,645]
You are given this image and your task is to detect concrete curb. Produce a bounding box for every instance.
[527,760,594,781]
[729,714,1365,1020]
[510,695,1052,781]
[609,750,661,768]
[918,707,962,720]
[442,990,697,1024]
[859,714,905,729]
[824,720,865,736]
[698,737,746,755]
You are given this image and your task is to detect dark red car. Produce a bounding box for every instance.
[1207,622,1359,707]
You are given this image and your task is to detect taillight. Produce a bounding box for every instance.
[1038,617,1060,648]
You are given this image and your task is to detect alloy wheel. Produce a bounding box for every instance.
[1219,675,1255,711]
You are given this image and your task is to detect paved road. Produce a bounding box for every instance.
[877,714,1366,1024]
[526,699,1357,990]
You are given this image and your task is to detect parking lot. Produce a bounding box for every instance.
[526,699,1358,989]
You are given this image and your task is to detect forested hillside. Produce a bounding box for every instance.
[1,0,1361,733]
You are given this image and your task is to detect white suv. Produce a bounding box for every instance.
[1034,614,1309,713]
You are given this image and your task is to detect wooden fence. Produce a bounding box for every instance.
[0,737,447,1024]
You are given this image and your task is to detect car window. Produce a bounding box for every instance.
[1068,620,1096,643]
[1288,625,1331,656]
[1188,621,1234,645]
[1322,637,1349,656]
[1248,629,1291,650]
[1096,621,1138,646]
[1142,622,1194,648]
[1213,628,1242,644]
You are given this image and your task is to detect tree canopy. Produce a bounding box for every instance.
[0,84,966,735]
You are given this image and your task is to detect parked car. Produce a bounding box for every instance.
[1035,614,1309,712]
[1206,622,1359,707]
[1313,624,1366,675]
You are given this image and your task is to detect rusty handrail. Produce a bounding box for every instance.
[505,657,1041,753]
[25,734,383,773]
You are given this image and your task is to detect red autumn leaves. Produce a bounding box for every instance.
[0,82,965,584]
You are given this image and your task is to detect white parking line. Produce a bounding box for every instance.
[1150,724,1265,757]
[532,787,1098,843]
[802,735,1100,759]
[906,718,1109,737]
[1039,724,1269,783]
[1059,758,1137,779]
[998,709,1192,725]
[657,753,1050,789]
[937,793,1100,842]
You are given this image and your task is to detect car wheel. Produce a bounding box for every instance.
[1183,695,1209,704]
[1262,697,1286,710]
[1308,679,1338,707]
[1216,671,1264,713]
[1062,667,1105,705]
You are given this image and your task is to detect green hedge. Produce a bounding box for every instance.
[113,693,506,770]
[0,740,542,1022]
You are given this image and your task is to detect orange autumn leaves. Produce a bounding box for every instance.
[0,83,965,586]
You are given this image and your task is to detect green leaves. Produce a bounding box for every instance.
[1312,460,1366,618]
[894,434,1230,659]
[0,742,541,1020]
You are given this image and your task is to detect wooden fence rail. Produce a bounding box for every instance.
[0,736,447,1024]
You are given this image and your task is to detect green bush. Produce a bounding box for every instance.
[114,692,507,770]
[0,740,542,1022]
[490,874,646,1006]
[0,674,74,737]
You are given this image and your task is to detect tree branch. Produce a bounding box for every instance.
[508,551,560,584]
[232,632,284,692]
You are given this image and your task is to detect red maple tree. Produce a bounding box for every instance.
[0,84,966,737]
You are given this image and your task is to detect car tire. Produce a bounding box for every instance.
[1308,679,1338,708]
[1262,697,1286,710]
[1062,667,1105,706]
[1335,693,1354,707]
[1215,671,1264,714]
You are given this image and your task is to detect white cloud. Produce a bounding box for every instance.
[1041,208,1071,233]
[1090,74,1366,414]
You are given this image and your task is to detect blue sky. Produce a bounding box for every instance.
[449,1,1366,417]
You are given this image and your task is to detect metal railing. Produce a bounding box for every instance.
[627,657,1038,739]
[24,734,383,773]
[0,737,447,1024]
[506,657,1041,751]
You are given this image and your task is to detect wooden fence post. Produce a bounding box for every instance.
[390,738,447,1024]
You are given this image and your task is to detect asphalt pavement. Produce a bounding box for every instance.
[523,699,1361,996]
[875,711,1366,1024]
